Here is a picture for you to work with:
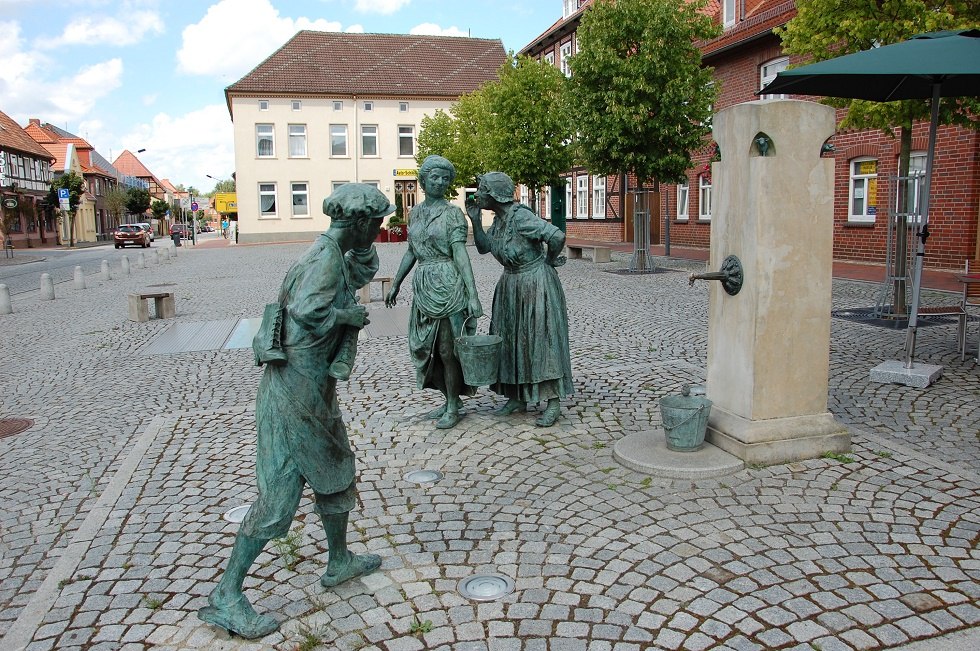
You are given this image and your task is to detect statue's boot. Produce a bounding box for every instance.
[318,511,382,588]
[427,404,447,419]
[198,533,278,638]
[436,409,461,429]
[198,592,279,639]
[496,398,527,415]
[535,399,561,427]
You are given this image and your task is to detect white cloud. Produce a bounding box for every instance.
[354,0,411,15]
[38,10,164,48]
[0,20,124,125]
[409,23,468,37]
[177,0,352,79]
[110,104,235,193]
[142,93,158,106]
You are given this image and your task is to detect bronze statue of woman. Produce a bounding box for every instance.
[466,172,573,427]
[386,155,482,428]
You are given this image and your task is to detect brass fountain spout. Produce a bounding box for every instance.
[688,255,744,296]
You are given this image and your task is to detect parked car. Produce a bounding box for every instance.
[170,223,192,239]
[114,224,151,248]
[136,222,154,242]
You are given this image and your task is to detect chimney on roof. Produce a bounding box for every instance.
[30,118,40,126]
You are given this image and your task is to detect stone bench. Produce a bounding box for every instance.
[358,276,393,304]
[128,291,176,322]
[567,245,612,263]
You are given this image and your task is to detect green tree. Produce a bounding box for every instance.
[49,171,85,247]
[778,0,980,313]
[104,187,129,227]
[151,199,170,221]
[209,178,236,195]
[417,90,493,197]
[482,55,575,213]
[568,0,718,267]
[126,187,151,218]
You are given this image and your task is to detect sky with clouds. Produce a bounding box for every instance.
[0,0,553,192]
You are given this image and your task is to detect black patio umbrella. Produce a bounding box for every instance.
[760,29,980,369]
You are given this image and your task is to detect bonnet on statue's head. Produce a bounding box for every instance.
[477,172,516,203]
[323,183,396,222]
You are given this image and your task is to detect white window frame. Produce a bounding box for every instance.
[362,180,379,189]
[592,175,606,219]
[363,101,373,112]
[330,124,349,157]
[258,99,269,111]
[520,184,529,206]
[760,57,789,100]
[576,174,589,218]
[291,182,309,217]
[849,157,878,223]
[332,181,348,192]
[361,125,379,157]
[288,124,307,158]
[399,102,409,112]
[333,100,343,111]
[699,175,712,221]
[398,125,415,157]
[677,179,689,221]
[291,100,302,111]
[560,42,573,77]
[259,183,277,218]
[723,0,736,27]
[545,186,552,218]
[907,152,927,221]
[544,52,555,67]
[565,178,572,220]
[256,124,275,158]
[563,0,576,19]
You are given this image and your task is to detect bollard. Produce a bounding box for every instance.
[40,273,55,300]
[0,284,11,315]
[137,251,145,269]
[101,260,110,281]
[73,266,86,290]
[151,249,159,265]
[121,255,130,275]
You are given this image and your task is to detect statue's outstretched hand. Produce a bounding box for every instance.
[468,296,483,319]
[465,198,481,222]
[384,288,398,308]
[549,255,567,268]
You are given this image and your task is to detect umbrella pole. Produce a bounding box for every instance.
[903,83,941,368]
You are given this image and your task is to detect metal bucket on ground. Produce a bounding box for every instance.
[660,395,712,452]
[454,316,501,387]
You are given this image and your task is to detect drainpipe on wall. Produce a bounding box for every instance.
[353,95,359,184]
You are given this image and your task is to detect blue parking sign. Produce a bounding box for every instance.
[58,188,69,200]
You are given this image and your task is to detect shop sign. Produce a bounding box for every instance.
[2,198,16,209]
[393,168,417,178]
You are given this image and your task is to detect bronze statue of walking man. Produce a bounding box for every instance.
[198,184,392,638]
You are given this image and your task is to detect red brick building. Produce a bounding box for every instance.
[521,0,980,270]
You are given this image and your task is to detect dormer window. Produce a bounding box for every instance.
[563,0,577,19]
[723,0,736,27]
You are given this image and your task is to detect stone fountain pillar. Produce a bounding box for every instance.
[703,100,849,465]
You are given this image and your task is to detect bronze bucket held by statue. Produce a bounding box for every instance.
[454,316,502,387]
[660,395,713,452]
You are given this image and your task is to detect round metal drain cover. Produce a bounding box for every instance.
[0,418,34,440]
[222,504,251,523]
[404,469,443,484]
[457,573,515,601]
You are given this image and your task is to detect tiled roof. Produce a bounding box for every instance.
[113,150,154,178]
[225,31,506,104]
[700,0,795,57]
[1,111,57,160]
[40,142,70,172]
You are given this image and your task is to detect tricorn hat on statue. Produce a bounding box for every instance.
[322,183,396,221]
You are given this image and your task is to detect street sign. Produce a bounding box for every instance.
[191,201,199,212]
[58,188,70,200]
[2,198,17,209]
[59,199,71,212]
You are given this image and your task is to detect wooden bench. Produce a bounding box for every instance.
[358,276,393,304]
[128,291,176,322]
[567,245,612,263]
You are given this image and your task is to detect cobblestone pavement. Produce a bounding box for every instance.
[0,242,977,651]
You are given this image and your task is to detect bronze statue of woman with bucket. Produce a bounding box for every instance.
[386,155,483,429]
[466,172,573,427]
